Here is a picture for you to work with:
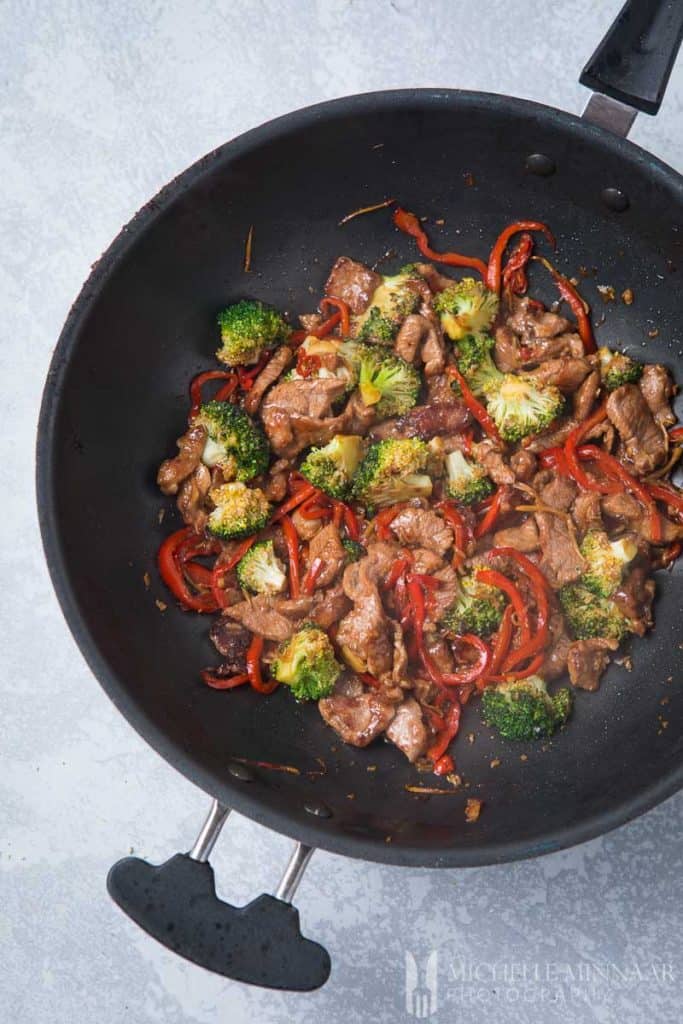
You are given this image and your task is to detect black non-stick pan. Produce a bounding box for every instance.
[36,0,683,991]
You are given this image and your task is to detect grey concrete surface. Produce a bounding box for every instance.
[2,1,682,1022]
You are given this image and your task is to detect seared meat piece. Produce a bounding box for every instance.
[510,449,537,482]
[494,325,524,372]
[493,517,540,552]
[430,564,460,622]
[420,321,446,377]
[310,581,350,630]
[390,508,453,556]
[385,698,431,762]
[157,424,207,496]
[414,262,454,293]
[506,296,572,342]
[332,673,364,698]
[602,491,683,544]
[308,523,346,588]
[325,256,381,315]
[370,401,470,442]
[299,312,323,333]
[260,377,348,457]
[291,506,322,541]
[411,548,445,575]
[606,384,667,474]
[567,638,618,691]
[573,369,600,421]
[224,594,312,642]
[538,472,577,511]
[539,610,571,680]
[318,692,395,747]
[337,572,393,676]
[613,566,655,636]
[343,542,400,595]
[426,372,457,405]
[525,417,577,452]
[177,464,211,531]
[572,491,603,535]
[243,345,293,414]
[390,622,409,686]
[395,314,430,363]
[472,439,515,484]
[639,364,676,428]
[209,620,251,673]
[535,512,585,588]
[528,357,593,391]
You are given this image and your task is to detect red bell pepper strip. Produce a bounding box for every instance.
[296,350,322,378]
[280,514,301,597]
[487,221,555,293]
[373,502,411,540]
[188,370,238,420]
[538,445,570,474]
[320,297,351,337]
[437,500,472,568]
[563,401,615,493]
[426,701,461,776]
[473,486,505,539]
[440,635,491,687]
[392,206,488,277]
[271,483,318,522]
[236,353,270,391]
[475,569,531,646]
[246,634,278,694]
[210,536,257,607]
[290,311,343,347]
[502,232,534,295]
[385,557,413,590]
[157,528,219,613]
[302,557,324,595]
[668,426,683,442]
[447,366,503,445]
[648,481,683,519]
[182,561,214,589]
[578,445,661,542]
[359,672,381,689]
[486,604,514,681]
[485,548,551,671]
[201,670,250,690]
[341,503,361,540]
[533,255,596,354]
[499,652,545,681]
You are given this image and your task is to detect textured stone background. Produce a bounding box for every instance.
[2,1,682,1022]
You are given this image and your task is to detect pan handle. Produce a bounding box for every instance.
[580,0,683,117]
[106,800,331,991]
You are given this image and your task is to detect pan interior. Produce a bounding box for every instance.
[39,91,683,866]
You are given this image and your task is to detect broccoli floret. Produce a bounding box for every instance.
[299,435,364,499]
[356,345,422,418]
[352,438,432,510]
[353,270,422,341]
[235,539,287,595]
[485,374,564,442]
[195,401,270,482]
[272,623,341,700]
[559,583,630,642]
[399,262,422,276]
[445,449,494,505]
[342,539,366,563]
[481,676,572,741]
[441,571,505,637]
[216,299,290,366]
[207,482,271,540]
[433,278,499,340]
[579,530,638,598]
[598,347,643,391]
[454,332,504,395]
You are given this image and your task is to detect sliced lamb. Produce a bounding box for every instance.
[494,325,524,372]
[639,364,676,428]
[539,610,572,680]
[318,692,396,747]
[308,523,346,588]
[601,491,683,544]
[414,262,454,293]
[209,620,251,674]
[411,548,445,575]
[528,357,593,391]
[535,512,585,588]
[493,517,540,553]
[369,401,471,442]
[506,296,572,342]
[420,322,447,377]
[389,507,453,556]
[262,469,289,503]
[613,567,655,636]
[157,424,207,496]
[606,383,667,475]
[426,372,458,405]
[224,594,313,642]
[310,581,350,630]
[538,472,577,511]
[471,439,515,484]
[395,314,430,363]
[291,507,323,541]
[243,345,293,414]
[572,491,603,536]
[567,638,618,691]
[325,256,381,315]
[336,574,393,676]
[385,698,431,762]
[176,464,211,531]
[429,564,460,622]
[573,370,601,421]
[510,449,538,482]
[260,377,348,457]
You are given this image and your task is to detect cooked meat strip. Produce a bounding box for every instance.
[601,491,683,544]
[389,508,453,556]
[525,417,577,452]
[310,581,350,630]
[639,364,676,428]
[606,383,667,474]
[243,345,293,414]
[411,548,445,575]
[429,564,460,622]
[510,449,537,482]
[506,296,572,342]
[528,357,593,391]
[224,594,313,642]
[426,372,457,405]
[573,369,600,421]
[420,321,446,377]
[539,610,572,680]
[260,376,348,457]
[308,522,346,588]
[471,439,515,484]
[567,638,618,691]
[493,517,540,552]
[385,698,431,762]
[262,468,289,503]
[291,506,323,541]
[414,262,454,293]
[209,620,251,673]
[318,692,395,747]
[369,401,471,442]
[535,512,585,588]
[572,491,603,535]
[157,424,207,496]
[344,542,400,595]
[613,566,655,636]
[538,472,577,511]
[176,464,211,531]
[336,572,393,676]
[394,314,430,363]
[332,673,364,698]
[325,256,381,315]
[494,325,524,372]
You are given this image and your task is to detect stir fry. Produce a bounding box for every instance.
[156,208,683,777]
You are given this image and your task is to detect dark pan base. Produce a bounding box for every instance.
[37,90,683,867]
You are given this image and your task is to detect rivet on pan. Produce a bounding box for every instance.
[601,187,629,212]
[304,800,332,818]
[227,761,254,782]
[525,153,556,177]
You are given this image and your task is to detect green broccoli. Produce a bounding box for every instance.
[272,623,341,700]
[559,583,631,642]
[485,374,564,442]
[216,299,290,366]
[356,345,422,418]
[195,401,269,482]
[207,482,271,540]
[356,306,396,344]
[481,676,572,741]
[579,530,638,598]
[597,347,643,391]
[342,539,366,563]
[299,435,364,499]
[453,332,503,395]
[353,270,422,341]
[445,449,494,505]
[433,278,499,340]
[441,570,506,637]
[236,539,287,595]
[352,438,432,510]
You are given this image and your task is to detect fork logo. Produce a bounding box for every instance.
[405,950,439,1018]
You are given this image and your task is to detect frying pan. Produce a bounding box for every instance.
[37,0,683,992]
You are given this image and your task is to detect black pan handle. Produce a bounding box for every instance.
[580,0,683,116]
[106,800,331,990]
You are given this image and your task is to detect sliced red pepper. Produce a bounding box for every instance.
[188,370,237,420]
[385,556,413,590]
[271,483,318,522]
[246,634,278,694]
[320,297,351,337]
[392,206,488,277]
[487,221,555,293]
[648,481,683,519]
[290,311,342,347]
[668,426,683,442]
[296,351,322,378]
[359,672,381,688]
[534,255,596,354]
[499,651,545,681]
[236,352,270,391]
[280,514,301,598]
[341,503,361,541]
[440,635,491,687]
[486,604,514,681]
[426,702,461,775]
[437,500,472,569]
[157,528,219,613]
[502,232,534,295]
[373,502,411,540]
[182,561,214,589]
[302,557,324,595]
[473,486,505,539]
[201,670,250,690]
[578,445,661,542]
[447,366,503,445]
[485,548,551,671]
[475,569,530,646]
[563,400,614,493]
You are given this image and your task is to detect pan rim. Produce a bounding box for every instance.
[36,87,683,868]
